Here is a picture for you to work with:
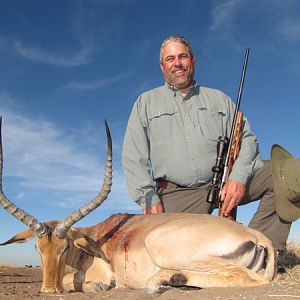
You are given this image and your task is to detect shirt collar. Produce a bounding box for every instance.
[165,81,198,99]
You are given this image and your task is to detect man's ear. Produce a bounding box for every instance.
[160,61,164,72]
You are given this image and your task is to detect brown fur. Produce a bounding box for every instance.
[1,213,276,293]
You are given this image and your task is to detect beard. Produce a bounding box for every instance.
[165,66,195,90]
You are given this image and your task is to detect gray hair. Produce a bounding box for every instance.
[159,35,194,63]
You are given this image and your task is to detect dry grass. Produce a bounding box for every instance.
[275,241,300,284]
[0,263,27,269]
[65,265,77,274]
[280,242,300,268]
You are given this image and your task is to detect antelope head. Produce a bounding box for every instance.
[0,117,112,293]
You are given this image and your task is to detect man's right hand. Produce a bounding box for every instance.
[143,202,164,214]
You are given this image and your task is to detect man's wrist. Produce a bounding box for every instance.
[143,202,164,214]
[140,192,161,210]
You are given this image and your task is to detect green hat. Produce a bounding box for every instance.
[270,144,300,222]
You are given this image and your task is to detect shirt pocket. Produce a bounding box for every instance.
[148,107,178,121]
[196,107,227,141]
[147,107,179,143]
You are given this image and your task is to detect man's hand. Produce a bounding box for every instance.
[143,202,164,214]
[220,179,245,217]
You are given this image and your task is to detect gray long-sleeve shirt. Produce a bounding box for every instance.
[122,83,263,210]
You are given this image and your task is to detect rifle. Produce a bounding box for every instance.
[206,48,250,221]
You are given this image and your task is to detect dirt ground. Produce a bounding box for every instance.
[1,261,300,300]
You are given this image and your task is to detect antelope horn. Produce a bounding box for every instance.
[0,117,47,236]
[54,120,112,239]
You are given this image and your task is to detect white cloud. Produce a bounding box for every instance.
[2,113,103,191]
[210,0,242,32]
[13,40,91,66]
[0,103,130,211]
[278,19,300,44]
[66,72,130,90]
[208,0,300,53]
[15,192,24,199]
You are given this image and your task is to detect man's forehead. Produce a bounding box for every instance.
[162,42,189,56]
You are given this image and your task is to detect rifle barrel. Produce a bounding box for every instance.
[221,48,250,185]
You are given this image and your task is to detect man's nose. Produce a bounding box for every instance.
[174,57,182,66]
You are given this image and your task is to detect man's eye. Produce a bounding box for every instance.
[166,57,174,62]
[179,54,188,60]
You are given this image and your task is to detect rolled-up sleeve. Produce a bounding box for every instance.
[122,97,161,210]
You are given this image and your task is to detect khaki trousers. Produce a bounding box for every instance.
[158,161,291,251]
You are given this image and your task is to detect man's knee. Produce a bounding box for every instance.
[248,161,273,200]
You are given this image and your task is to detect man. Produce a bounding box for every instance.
[122,35,291,252]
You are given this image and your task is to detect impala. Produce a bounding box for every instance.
[0,117,276,293]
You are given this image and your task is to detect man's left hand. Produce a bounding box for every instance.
[220,179,245,217]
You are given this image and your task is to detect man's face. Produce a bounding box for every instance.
[160,41,196,90]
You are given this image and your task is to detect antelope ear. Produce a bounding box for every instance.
[74,237,109,263]
[0,229,35,245]
[69,228,109,263]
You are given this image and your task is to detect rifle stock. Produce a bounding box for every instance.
[218,111,244,219]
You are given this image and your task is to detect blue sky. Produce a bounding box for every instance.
[0,0,300,265]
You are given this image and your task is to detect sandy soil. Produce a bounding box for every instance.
[1,264,300,300]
